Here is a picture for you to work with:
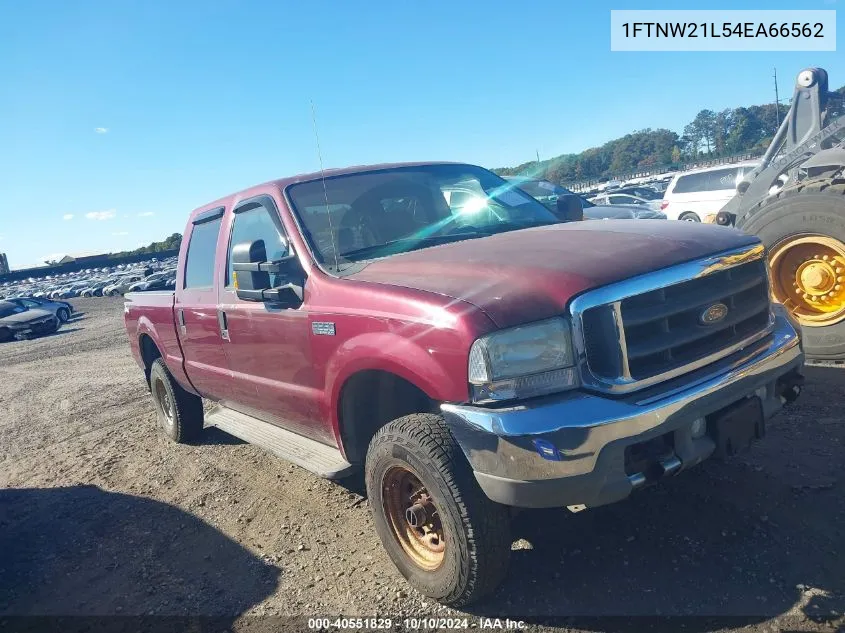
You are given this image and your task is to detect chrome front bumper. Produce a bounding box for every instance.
[441,308,803,509]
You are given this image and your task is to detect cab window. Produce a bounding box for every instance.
[226,201,289,287]
[184,215,222,289]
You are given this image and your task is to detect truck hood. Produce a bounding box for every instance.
[345,220,759,328]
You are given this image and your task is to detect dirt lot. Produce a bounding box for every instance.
[0,298,843,631]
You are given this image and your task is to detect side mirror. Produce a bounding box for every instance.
[231,240,304,307]
[555,194,584,222]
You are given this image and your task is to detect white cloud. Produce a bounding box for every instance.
[94,127,109,134]
[62,213,74,221]
[112,231,129,236]
[85,209,116,221]
[137,211,155,217]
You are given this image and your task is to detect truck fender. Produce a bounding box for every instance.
[324,332,457,439]
[135,315,198,396]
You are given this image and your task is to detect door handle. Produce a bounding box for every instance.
[217,309,230,341]
[177,309,187,336]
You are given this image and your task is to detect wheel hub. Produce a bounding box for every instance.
[382,467,445,571]
[797,260,835,295]
[155,380,174,424]
[769,235,845,326]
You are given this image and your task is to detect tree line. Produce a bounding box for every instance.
[495,85,845,185]
[109,232,182,258]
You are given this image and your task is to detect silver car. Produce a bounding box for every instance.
[7,297,74,322]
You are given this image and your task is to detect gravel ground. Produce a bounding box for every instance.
[0,298,842,631]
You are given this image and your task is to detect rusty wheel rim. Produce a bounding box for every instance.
[382,466,445,571]
[154,379,174,428]
[769,234,845,327]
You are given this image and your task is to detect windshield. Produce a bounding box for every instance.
[0,302,26,318]
[287,164,561,273]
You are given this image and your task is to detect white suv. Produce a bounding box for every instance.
[661,162,759,222]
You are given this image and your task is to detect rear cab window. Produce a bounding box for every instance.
[184,209,224,289]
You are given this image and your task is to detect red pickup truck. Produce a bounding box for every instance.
[125,162,804,606]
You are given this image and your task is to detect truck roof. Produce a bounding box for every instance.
[190,161,465,218]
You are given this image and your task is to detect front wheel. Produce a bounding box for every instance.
[365,414,511,607]
[57,308,70,322]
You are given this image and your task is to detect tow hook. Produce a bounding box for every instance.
[777,371,805,405]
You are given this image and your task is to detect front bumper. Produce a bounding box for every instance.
[441,310,803,509]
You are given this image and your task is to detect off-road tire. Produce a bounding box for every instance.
[737,177,845,361]
[148,358,204,443]
[365,413,511,607]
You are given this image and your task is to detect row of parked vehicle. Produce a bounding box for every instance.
[0,256,178,303]
[578,161,761,223]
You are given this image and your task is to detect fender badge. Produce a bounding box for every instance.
[312,322,336,336]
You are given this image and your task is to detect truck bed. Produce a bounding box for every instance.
[123,290,197,394]
[124,290,176,307]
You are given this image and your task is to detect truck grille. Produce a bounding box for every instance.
[574,245,773,393]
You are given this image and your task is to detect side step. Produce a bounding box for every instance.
[205,407,354,479]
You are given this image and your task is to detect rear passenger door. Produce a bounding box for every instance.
[175,208,233,400]
[217,195,324,442]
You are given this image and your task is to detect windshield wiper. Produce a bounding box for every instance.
[479,219,560,235]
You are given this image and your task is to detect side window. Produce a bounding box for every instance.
[671,173,709,194]
[22,299,40,308]
[611,195,639,205]
[707,168,741,191]
[226,202,289,287]
[184,216,223,289]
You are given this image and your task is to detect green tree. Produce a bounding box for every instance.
[495,83,844,184]
[671,145,682,163]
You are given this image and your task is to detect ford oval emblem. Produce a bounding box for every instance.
[700,303,729,325]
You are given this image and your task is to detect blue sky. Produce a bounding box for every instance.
[0,0,842,268]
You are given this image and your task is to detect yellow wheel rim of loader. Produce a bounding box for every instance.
[769,235,845,326]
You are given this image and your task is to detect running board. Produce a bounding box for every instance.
[205,407,354,479]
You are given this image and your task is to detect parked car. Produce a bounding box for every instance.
[0,300,60,341]
[7,297,73,322]
[504,177,665,220]
[103,275,144,296]
[127,271,176,292]
[589,192,663,211]
[615,186,663,200]
[125,161,803,607]
[661,161,760,222]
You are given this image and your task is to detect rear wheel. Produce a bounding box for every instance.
[737,179,845,361]
[365,414,511,607]
[0,327,10,343]
[679,211,701,222]
[148,358,204,442]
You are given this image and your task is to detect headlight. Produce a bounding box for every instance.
[467,317,579,403]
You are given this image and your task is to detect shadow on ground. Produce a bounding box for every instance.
[196,427,248,447]
[0,485,280,619]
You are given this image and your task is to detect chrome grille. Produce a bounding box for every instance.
[571,244,774,394]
